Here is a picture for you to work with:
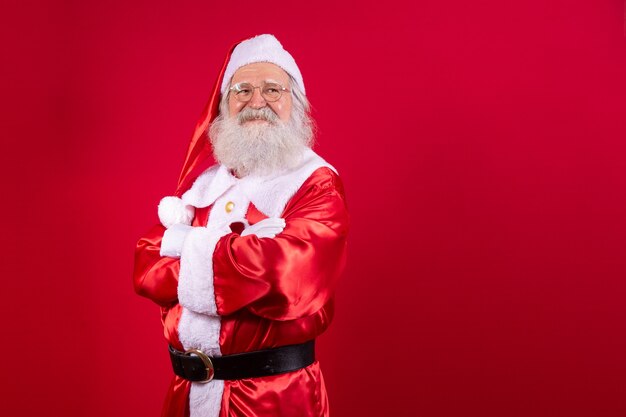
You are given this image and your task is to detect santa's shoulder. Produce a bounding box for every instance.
[285,151,346,204]
[299,164,343,192]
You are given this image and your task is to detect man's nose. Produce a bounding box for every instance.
[247,88,267,109]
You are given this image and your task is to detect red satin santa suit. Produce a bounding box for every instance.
[134,154,349,417]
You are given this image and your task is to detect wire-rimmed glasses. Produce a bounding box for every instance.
[229,82,290,102]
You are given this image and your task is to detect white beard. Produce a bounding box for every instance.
[209,106,312,178]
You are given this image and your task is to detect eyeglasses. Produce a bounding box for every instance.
[229,82,290,103]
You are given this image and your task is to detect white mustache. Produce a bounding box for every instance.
[237,107,279,124]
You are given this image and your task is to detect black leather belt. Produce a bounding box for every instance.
[169,340,315,382]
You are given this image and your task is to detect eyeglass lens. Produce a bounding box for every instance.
[232,83,284,102]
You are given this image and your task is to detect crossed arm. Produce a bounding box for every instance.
[133,168,349,320]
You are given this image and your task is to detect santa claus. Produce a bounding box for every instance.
[134,34,349,417]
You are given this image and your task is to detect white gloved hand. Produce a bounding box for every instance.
[240,217,286,239]
[160,223,194,258]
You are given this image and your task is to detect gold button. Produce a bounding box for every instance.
[225,201,235,213]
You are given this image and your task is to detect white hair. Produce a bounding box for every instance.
[208,75,315,177]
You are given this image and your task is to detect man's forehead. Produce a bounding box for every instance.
[231,62,290,84]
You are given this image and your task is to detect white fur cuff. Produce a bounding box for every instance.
[178,225,231,315]
[158,196,195,228]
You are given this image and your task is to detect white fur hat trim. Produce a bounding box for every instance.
[220,34,305,95]
[158,196,195,228]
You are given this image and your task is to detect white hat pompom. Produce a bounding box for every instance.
[158,196,195,228]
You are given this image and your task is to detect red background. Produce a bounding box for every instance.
[2,1,625,416]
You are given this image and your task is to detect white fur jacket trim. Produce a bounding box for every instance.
[182,148,337,217]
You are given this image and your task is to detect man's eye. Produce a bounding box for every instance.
[265,88,279,94]
[237,89,252,95]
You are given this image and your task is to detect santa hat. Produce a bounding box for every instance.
[220,34,305,95]
[174,34,303,196]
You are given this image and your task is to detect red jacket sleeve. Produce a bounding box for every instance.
[212,167,350,320]
[133,223,180,307]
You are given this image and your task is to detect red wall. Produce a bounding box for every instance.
[3,1,625,416]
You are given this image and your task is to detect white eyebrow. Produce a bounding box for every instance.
[234,78,284,85]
